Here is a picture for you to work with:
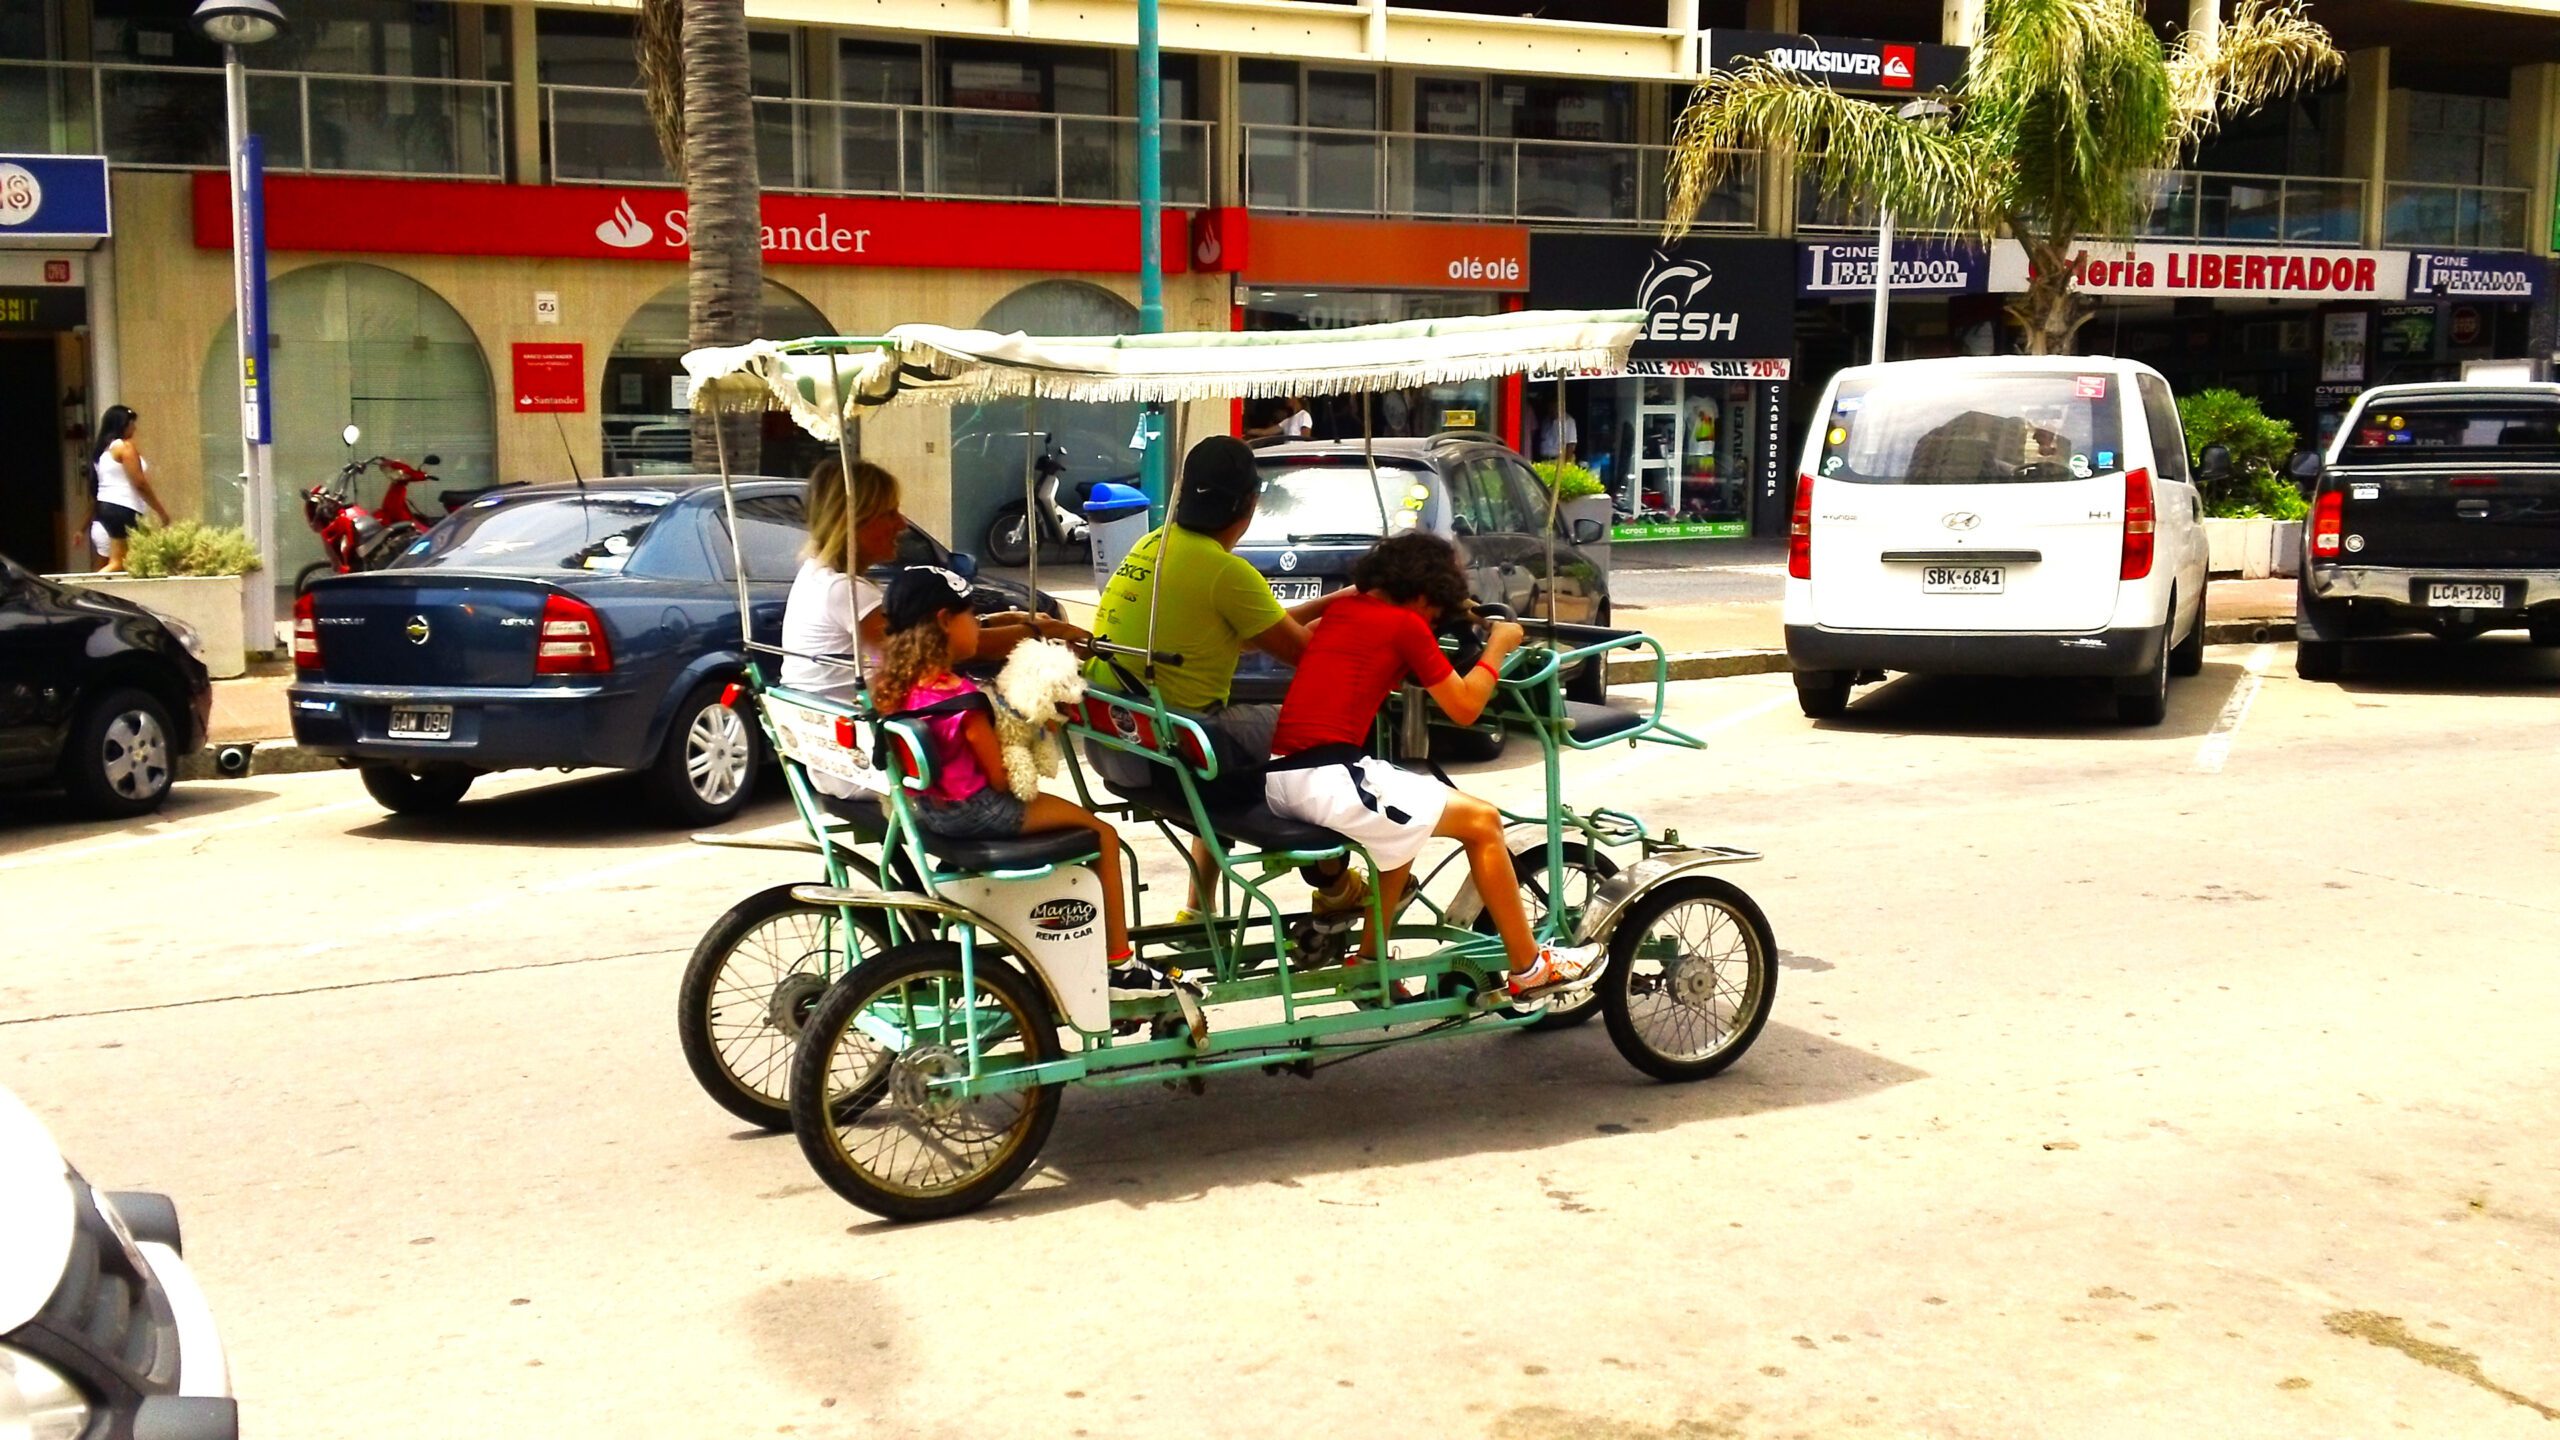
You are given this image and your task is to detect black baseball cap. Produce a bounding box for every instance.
[1172,435,1262,533]
[882,564,974,631]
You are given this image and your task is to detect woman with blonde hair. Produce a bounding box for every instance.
[780,457,1087,800]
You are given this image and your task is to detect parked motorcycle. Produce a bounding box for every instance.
[296,424,494,593]
[982,435,1093,567]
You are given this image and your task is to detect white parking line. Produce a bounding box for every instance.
[289,845,709,958]
[2193,643,2277,774]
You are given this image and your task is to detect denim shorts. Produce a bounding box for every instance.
[913,785,1027,839]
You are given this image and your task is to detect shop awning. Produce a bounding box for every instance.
[681,309,1642,441]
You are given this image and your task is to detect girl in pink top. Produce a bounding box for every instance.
[869,567,1131,965]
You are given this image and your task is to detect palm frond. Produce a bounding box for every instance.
[2163,0,2344,148]
[635,0,686,182]
[1665,62,1995,240]
[1963,0,2178,243]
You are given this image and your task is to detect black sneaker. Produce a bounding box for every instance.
[1108,959,1174,998]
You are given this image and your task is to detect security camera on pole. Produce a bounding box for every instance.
[191,0,286,651]
[1871,97,1951,365]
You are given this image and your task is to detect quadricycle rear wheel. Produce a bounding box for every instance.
[789,941,1064,1222]
[1598,876,1778,1081]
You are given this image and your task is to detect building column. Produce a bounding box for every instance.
[1942,0,1983,47]
[508,3,544,185]
[2509,63,2557,258]
[1207,53,1239,209]
[808,35,841,191]
[1743,0,1797,33]
[2185,0,2219,47]
[2343,47,2389,251]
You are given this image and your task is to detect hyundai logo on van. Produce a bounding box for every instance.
[1941,512,1980,532]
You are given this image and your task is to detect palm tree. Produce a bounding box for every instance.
[1666,0,2342,354]
[639,0,762,470]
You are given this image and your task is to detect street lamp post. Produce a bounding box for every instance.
[1871,97,1951,365]
[1134,0,1170,517]
[192,0,286,649]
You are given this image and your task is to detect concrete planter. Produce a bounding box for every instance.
[2203,517,2279,579]
[2269,520,2303,579]
[1562,495,1613,579]
[50,572,247,678]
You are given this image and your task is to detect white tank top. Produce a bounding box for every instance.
[94,449,145,512]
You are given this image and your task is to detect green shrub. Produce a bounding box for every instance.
[2176,388,2298,515]
[1531,459,1606,500]
[124,520,263,578]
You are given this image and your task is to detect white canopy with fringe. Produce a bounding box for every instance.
[680,309,1643,441]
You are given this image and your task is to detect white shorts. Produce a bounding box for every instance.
[1263,756,1451,871]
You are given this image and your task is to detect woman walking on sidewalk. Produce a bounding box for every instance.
[88,406,170,573]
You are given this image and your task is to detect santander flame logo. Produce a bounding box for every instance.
[595,197,653,249]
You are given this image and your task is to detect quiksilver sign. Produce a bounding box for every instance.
[1701,30,1968,94]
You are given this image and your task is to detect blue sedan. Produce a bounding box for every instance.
[289,475,1046,825]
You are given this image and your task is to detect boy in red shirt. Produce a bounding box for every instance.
[1263,532,1600,1000]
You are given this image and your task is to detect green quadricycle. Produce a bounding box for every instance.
[670,312,1780,1221]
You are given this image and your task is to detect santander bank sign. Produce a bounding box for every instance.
[192,173,1192,275]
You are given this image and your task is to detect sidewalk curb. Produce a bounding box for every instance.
[179,739,345,783]
[1605,621,2296,685]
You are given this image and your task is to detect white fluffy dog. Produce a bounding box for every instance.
[986,638,1088,802]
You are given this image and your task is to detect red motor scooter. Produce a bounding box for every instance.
[296,423,489,593]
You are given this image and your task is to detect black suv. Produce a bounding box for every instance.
[0,555,212,816]
[1233,434,1615,705]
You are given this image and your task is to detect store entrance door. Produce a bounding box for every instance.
[0,338,63,570]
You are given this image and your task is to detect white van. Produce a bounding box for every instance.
[1783,356,2211,725]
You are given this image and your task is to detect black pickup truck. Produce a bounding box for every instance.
[2294,383,2560,679]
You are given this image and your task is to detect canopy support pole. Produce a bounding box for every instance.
[1023,396,1042,610]
[711,415,753,661]
[1546,374,1563,638]
[826,348,868,691]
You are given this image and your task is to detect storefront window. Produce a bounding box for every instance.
[605,280,834,481]
[197,262,496,592]
[950,281,1144,557]
[1238,288,1502,439]
[838,39,924,194]
[539,14,795,184]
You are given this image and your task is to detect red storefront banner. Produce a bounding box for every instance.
[191,173,1194,274]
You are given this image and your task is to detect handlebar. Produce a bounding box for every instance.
[1087,637,1186,668]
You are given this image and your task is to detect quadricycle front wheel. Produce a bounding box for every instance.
[789,941,1064,1222]
[1599,876,1779,1082]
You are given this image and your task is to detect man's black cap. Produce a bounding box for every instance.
[882,564,974,631]
[1172,435,1262,533]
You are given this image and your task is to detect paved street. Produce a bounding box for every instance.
[5,638,2558,1438]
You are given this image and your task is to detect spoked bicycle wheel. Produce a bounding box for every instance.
[1598,876,1777,1081]
[790,942,1063,1222]
[677,884,890,1130]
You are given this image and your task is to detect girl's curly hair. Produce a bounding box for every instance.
[868,616,952,715]
[1348,530,1470,617]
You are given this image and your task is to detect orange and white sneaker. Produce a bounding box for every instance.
[1508,943,1603,1002]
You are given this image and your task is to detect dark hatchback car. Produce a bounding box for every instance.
[1231,435,1615,706]
[0,555,211,817]
[290,476,1056,825]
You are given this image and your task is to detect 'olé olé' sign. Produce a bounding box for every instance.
[1988,240,2409,300]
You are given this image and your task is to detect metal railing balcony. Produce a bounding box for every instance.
[1799,168,2365,247]
[542,85,1214,206]
[2384,181,2530,251]
[0,58,506,179]
[1240,123,1758,231]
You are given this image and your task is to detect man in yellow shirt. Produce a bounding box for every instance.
[1084,435,1341,801]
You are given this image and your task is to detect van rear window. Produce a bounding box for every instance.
[1819,372,2128,485]
[2338,400,2560,461]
